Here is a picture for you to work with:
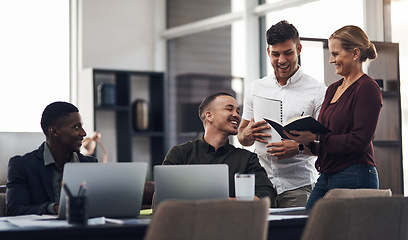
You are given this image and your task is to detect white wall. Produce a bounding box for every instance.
[80,0,156,70]
[0,0,158,184]
[78,0,157,166]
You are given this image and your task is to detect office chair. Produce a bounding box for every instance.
[324,188,392,199]
[142,181,155,210]
[144,198,270,240]
[301,197,408,240]
[0,193,6,217]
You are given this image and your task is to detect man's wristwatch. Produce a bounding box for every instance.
[298,143,304,156]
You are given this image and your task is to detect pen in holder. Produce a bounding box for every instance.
[63,181,88,225]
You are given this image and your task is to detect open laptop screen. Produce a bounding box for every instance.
[154,164,229,207]
[58,162,147,219]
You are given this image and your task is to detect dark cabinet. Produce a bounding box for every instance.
[366,42,403,195]
[79,69,166,178]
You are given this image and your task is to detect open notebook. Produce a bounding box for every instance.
[58,162,147,219]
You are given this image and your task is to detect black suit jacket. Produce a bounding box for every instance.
[6,142,97,216]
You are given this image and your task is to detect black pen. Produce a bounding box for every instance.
[78,181,87,196]
[77,181,85,196]
[62,181,73,198]
[80,185,87,197]
[301,111,304,116]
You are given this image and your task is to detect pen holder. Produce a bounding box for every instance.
[66,196,88,225]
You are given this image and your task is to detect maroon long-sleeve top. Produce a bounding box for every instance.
[312,74,382,174]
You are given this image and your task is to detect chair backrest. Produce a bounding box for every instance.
[324,188,392,199]
[301,197,408,240]
[0,193,6,217]
[142,181,155,210]
[144,198,270,240]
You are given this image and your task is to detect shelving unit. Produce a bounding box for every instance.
[300,38,403,195]
[367,42,403,195]
[78,69,166,177]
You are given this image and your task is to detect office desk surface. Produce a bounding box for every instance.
[0,211,308,240]
[0,221,147,240]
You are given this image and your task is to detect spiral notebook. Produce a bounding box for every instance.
[253,95,283,155]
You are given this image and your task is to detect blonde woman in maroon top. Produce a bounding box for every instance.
[284,25,382,209]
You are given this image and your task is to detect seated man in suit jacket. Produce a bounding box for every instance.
[6,102,98,216]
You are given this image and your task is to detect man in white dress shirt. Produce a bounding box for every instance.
[238,20,327,207]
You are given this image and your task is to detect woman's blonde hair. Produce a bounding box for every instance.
[329,25,377,62]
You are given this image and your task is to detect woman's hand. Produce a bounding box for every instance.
[283,130,316,145]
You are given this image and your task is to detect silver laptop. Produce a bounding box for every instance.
[58,162,147,219]
[154,164,229,207]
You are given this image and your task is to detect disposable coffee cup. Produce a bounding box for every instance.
[234,173,255,201]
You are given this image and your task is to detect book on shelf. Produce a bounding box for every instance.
[263,115,331,140]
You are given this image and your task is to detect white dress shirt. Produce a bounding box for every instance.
[242,67,327,194]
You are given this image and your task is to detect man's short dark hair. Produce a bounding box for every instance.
[40,101,79,136]
[266,20,300,46]
[198,92,233,123]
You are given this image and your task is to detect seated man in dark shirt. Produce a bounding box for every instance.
[163,92,277,204]
[6,102,97,216]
